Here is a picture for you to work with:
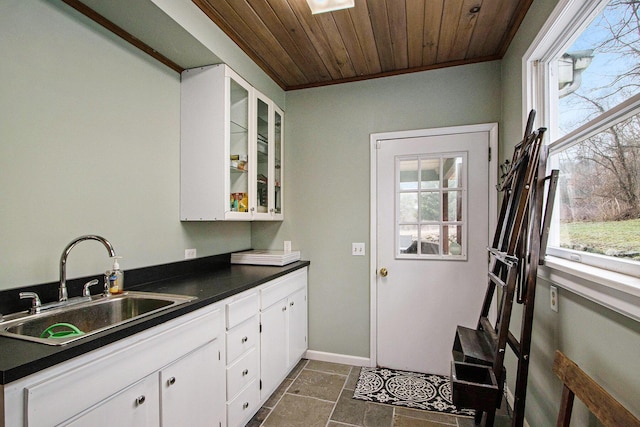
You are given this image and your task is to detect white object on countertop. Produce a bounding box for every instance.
[231,250,301,266]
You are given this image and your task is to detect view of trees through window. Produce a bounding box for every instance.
[550,0,640,263]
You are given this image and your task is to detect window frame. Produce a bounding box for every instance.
[524,0,640,321]
[395,152,468,260]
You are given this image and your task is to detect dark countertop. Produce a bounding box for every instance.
[0,260,310,385]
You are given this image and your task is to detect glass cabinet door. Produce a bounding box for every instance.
[273,108,283,217]
[255,94,270,216]
[228,77,250,215]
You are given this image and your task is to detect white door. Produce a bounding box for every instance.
[373,124,496,376]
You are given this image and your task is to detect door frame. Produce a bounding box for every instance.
[369,123,499,368]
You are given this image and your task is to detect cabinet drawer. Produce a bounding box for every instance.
[260,268,307,310]
[226,291,260,329]
[226,315,259,363]
[227,379,260,427]
[226,346,259,400]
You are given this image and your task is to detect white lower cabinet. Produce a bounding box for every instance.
[160,339,225,427]
[260,297,289,398]
[225,267,308,426]
[260,268,308,399]
[288,286,308,363]
[3,305,225,427]
[225,290,261,427]
[1,267,308,427]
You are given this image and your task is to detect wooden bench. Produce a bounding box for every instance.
[553,350,640,427]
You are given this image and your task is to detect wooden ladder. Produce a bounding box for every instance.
[450,110,559,427]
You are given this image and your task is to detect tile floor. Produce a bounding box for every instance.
[246,359,512,427]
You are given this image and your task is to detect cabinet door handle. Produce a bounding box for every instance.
[242,402,249,410]
[167,377,176,386]
[290,301,294,307]
[282,306,287,311]
[242,369,249,376]
[135,395,146,406]
[241,336,248,343]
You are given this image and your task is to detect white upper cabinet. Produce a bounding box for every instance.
[180,64,284,221]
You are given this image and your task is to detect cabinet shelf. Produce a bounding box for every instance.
[230,120,248,134]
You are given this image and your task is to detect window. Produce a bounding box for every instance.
[526,0,640,277]
[396,153,466,259]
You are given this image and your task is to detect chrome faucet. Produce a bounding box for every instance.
[59,235,116,301]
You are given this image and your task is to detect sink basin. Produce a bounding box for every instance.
[0,292,196,346]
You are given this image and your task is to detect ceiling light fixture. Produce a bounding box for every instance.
[306,0,355,14]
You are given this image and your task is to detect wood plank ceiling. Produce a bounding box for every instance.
[193,0,534,91]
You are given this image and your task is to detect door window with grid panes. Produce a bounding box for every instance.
[396,153,467,259]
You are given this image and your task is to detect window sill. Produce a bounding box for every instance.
[539,257,640,322]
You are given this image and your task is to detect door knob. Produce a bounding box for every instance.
[379,268,388,277]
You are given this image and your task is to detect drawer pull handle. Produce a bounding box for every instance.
[167,377,176,386]
[241,336,248,343]
[243,402,249,410]
[136,395,146,406]
[242,369,249,376]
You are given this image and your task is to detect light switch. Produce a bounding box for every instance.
[352,243,365,256]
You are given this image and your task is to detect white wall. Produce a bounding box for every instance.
[0,0,251,289]
[252,63,502,358]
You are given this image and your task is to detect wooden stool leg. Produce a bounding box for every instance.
[556,385,575,427]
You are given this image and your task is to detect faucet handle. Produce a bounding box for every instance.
[82,279,100,297]
[20,292,42,314]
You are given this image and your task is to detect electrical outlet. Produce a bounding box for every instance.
[550,285,558,312]
[352,243,365,256]
[185,248,197,259]
[284,241,292,252]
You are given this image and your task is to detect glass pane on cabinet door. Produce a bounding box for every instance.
[229,78,249,213]
[274,110,282,214]
[256,98,269,214]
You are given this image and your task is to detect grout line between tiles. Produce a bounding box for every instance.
[324,365,351,427]
[257,359,308,427]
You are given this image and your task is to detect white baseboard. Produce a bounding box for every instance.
[304,350,371,367]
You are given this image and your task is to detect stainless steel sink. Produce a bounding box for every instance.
[0,292,196,345]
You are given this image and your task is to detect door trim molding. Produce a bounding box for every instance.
[369,123,498,368]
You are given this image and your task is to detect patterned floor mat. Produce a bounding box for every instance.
[353,366,474,416]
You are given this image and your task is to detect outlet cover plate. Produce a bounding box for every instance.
[550,285,558,312]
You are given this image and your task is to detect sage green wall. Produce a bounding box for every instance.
[0,0,252,290]
[150,0,284,108]
[252,63,502,357]
[501,0,640,424]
